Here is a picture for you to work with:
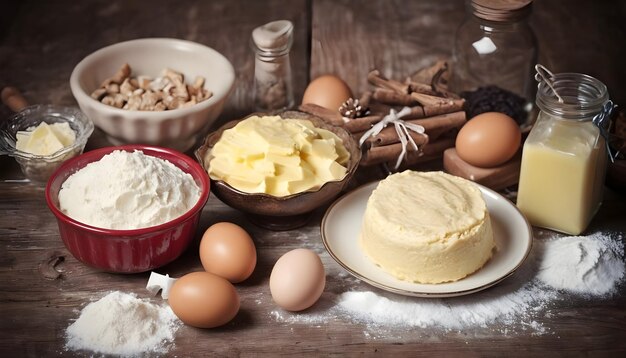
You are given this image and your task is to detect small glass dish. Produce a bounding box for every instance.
[0,105,94,183]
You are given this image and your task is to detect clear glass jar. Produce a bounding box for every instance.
[0,105,94,183]
[516,72,612,235]
[251,20,294,112]
[452,0,537,121]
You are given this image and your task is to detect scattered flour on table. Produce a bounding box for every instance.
[536,233,625,295]
[65,291,181,356]
[272,231,625,335]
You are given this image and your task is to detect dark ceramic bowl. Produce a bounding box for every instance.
[45,145,210,273]
[195,111,361,230]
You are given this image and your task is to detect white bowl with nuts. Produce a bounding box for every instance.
[70,38,235,151]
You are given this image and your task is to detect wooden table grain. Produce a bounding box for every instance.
[1,1,626,356]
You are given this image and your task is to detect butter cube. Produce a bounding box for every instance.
[24,122,65,155]
[275,164,304,182]
[311,138,339,160]
[266,152,301,167]
[265,177,290,196]
[288,162,319,194]
[48,122,76,146]
[228,176,266,194]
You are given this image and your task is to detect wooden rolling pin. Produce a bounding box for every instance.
[1,87,29,112]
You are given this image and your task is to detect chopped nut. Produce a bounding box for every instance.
[101,95,116,106]
[105,83,120,94]
[149,77,170,92]
[140,91,160,110]
[163,68,184,85]
[125,94,142,110]
[137,76,152,90]
[120,78,136,97]
[112,93,126,108]
[182,97,197,108]
[91,88,107,100]
[100,63,131,87]
[154,102,167,111]
[92,64,211,111]
[163,95,182,110]
[171,84,189,100]
[197,89,213,102]
[193,76,205,89]
[187,84,198,97]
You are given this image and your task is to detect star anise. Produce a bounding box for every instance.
[339,98,370,119]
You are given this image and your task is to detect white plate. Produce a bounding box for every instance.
[321,180,533,298]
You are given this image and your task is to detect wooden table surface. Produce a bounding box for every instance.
[1,0,625,356]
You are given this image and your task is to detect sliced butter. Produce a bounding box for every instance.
[15,122,76,156]
[208,115,349,197]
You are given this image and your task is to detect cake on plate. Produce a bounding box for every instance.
[360,170,495,284]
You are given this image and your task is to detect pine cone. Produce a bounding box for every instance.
[339,98,369,119]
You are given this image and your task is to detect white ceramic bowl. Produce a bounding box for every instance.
[70,38,235,151]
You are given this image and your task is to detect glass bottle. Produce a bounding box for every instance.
[516,68,614,235]
[251,20,294,112]
[452,0,537,123]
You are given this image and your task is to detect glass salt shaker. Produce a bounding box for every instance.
[516,65,616,235]
[251,20,294,112]
[451,0,537,124]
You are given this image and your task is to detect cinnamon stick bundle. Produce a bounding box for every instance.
[362,130,429,147]
[372,88,418,106]
[409,111,466,140]
[410,91,465,108]
[359,111,466,147]
[395,138,456,167]
[344,114,384,133]
[409,60,450,88]
[403,102,465,119]
[367,70,410,94]
[361,137,455,166]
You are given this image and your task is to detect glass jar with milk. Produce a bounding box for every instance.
[517,68,614,235]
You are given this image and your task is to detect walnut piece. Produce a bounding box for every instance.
[91,63,213,111]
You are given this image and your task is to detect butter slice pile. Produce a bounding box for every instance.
[16,122,76,156]
[208,115,350,196]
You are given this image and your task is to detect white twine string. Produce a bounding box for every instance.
[359,107,426,170]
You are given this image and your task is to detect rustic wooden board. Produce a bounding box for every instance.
[1,0,626,356]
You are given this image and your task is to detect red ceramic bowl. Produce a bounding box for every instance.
[45,145,210,273]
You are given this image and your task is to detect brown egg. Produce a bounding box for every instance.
[302,75,352,111]
[455,112,522,168]
[269,249,325,311]
[168,271,240,328]
[200,222,256,283]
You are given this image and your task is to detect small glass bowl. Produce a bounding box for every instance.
[0,105,94,183]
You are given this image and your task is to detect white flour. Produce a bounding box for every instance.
[58,150,200,230]
[536,233,625,295]
[272,231,625,335]
[65,291,181,356]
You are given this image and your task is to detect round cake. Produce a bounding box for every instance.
[360,171,495,284]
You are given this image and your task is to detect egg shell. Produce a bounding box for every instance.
[455,112,522,168]
[168,271,240,328]
[302,75,352,111]
[200,222,257,283]
[269,248,326,311]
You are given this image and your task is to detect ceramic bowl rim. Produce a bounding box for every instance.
[45,144,210,235]
[69,38,235,122]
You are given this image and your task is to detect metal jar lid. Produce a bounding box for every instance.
[471,0,533,22]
